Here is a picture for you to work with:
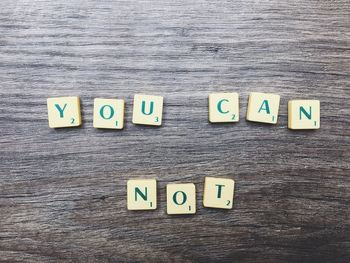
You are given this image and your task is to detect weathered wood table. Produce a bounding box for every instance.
[0,0,349,262]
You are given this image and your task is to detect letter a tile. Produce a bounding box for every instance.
[246,92,280,124]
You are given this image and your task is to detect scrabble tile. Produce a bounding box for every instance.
[132,94,163,126]
[246,92,280,124]
[288,100,320,129]
[208,93,239,123]
[93,98,124,129]
[47,96,82,128]
[203,177,235,209]
[127,179,157,210]
[167,183,196,215]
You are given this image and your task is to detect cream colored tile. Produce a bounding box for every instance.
[47,96,82,128]
[93,98,124,129]
[166,183,196,215]
[132,94,163,126]
[246,92,280,124]
[209,93,239,123]
[203,177,235,209]
[127,179,157,210]
[288,100,320,130]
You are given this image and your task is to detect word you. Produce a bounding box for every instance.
[128,177,235,214]
[47,93,320,130]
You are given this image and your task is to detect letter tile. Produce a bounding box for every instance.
[47,96,81,128]
[288,100,320,129]
[246,92,280,124]
[167,183,196,215]
[209,93,239,123]
[132,94,163,126]
[127,179,157,210]
[203,177,235,209]
[93,98,125,129]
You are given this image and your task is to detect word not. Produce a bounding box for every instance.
[47,93,320,130]
[127,177,235,214]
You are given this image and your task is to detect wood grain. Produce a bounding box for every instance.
[0,0,349,262]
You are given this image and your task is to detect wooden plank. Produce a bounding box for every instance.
[0,0,349,262]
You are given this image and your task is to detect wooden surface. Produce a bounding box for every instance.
[0,0,349,262]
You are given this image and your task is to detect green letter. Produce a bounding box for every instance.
[135,187,147,201]
[299,106,312,120]
[173,191,187,205]
[258,100,270,114]
[100,105,114,120]
[141,101,154,115]
[55,103,67,118]
[215,184,225,198]
[217,99,229,114]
